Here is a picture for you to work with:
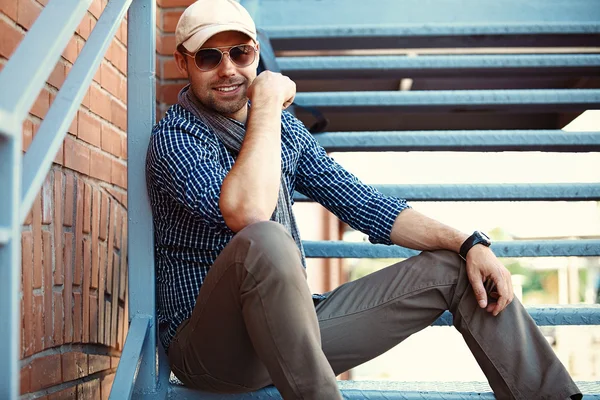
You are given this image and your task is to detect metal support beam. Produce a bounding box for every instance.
[313,130,600,153]
[294,89,600,112]
[110,314,151,400]
[21,0,132,224]
[294,183,600,202]
[303,240,600,259]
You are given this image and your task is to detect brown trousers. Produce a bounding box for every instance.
[168,221,581,400]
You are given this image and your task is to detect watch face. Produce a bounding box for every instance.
[477,231,492,245]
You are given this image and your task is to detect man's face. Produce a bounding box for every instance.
[175,31,259,122]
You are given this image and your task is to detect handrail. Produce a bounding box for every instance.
[303,239,600,259]
[294,183,600,202]
[20,0,132,224]
[0,0,91,134]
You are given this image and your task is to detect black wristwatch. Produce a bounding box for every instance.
[459,231,492,260]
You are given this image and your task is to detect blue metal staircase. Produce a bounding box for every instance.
[1,0,600,399]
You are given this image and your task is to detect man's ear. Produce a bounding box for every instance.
[173,51,189,78]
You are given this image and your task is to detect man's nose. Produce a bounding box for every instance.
[216,52,236,76]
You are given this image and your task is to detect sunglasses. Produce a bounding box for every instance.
[184,44,258,71]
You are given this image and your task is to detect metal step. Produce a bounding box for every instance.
[313,130,600,153]
[280,54,600,80]
[168,376,600,399]
[303,240,600,259]
[294,89,600,112]
[294,183,600,202]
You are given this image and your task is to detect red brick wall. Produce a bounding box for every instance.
[0,0,129,398]
[156,0,192,117]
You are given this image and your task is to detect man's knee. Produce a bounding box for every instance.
[421,249,464,278]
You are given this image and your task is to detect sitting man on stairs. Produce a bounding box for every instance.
[145,0,582,398]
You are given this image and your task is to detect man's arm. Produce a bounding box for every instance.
[390,208,514,316]
[219,71,296,232]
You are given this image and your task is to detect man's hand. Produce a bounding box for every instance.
[465,245,514,316]
[247,71,296,110]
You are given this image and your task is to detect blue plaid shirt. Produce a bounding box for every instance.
[146,104,410,350]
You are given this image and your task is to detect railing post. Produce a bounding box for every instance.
[0,131,21,398]
[127,0,157,395]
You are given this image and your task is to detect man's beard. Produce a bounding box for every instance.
[194,80,248,117]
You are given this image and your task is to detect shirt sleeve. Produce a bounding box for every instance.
[291,115,411,245]
[147,121,231,233]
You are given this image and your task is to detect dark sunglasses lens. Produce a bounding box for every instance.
[195,49,222,70]
[229,45,255,67]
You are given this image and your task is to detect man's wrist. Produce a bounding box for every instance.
[459,231,492,260]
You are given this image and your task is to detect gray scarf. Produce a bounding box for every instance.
[178,84,306,267]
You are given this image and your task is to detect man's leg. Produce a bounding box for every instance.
[316,250,581,400]
[168,221,342,399]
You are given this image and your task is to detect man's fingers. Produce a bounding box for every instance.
[491,272,510,316]
[469,274,488,308]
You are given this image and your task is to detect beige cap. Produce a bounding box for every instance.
[175,0,257,53]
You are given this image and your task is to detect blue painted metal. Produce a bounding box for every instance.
[279,54,600,78]
[303,240,600,259]
[313,130,600,153]
[0,227,10,245]
[0,136,21,399]
[113,0,160,398]
[0,0,91,134]
[294,183,600,202]
[294,89,600,110]
[20,0,132,224]
[433,305,600,327]
[111,315,151,400]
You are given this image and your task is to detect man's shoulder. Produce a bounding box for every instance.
[154,104,208,134]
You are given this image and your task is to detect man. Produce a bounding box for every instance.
[146,0,582,398]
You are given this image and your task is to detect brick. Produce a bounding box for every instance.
[89,85,112,121]
[110,99,126,131]
[31,88,51,119]
[119,219,127,301]
[78,111,102,148]
[110,159,127,189]
[91,189,100,289]
[119,19,127,46]
[48,62,66,90]
[0,0,18,20]
[110,254,120,347]
[33,294,43,352]
[20,364,31,394]
[97,243,106,343]
[41,174,52,224]
[100,373,115,400]
[33,193,42,289]
[106,252,115,297]
[110,356,119,369]
[112,207,121,250]
[104,299,110,345]
[64,173,75,226]
[84,183,92,233]
[101,124,121,158]
[158,82,185,105]
[67,111,78,136]
[73,291,82,342]
[120,134,127,160]
[30,354,62,391]
[53,140,64,165]
[162,9,182,33]
[0,19,24,59]
[88,354,111,374]
[78,379,100,400]
[62,351,88,381]
[101,63,120,98]
[89,0,101,18]
[93,63,101,84]
[63,231,74,343]
[157,33,176,56]
[90,293,98,343]
[64,136,90,175]
[74,181,84,285]
[22,231,34,357]
[54,171,64,284]
[117,304,125,349]
[83,237,91,342]
[62,36,78,64]
[122,193,127,209]
[89,148,112,183]
[162,57,185,79]
[48,386,77,400]
[99,193,108,240]
[53,292,63,346]
[42,230,53,348]
[81,84,91,109]
[77,12,92,40]
[17,0,41,30]
[22,119,33,152]
[109,40,127,75]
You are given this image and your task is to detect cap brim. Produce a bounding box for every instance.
[182,24,257,53]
